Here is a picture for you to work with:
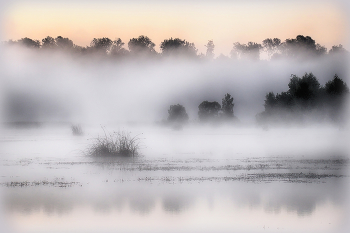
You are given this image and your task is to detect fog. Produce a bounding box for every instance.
[0,124,349,233]
[0,46,350,233]
[0,46,348,126]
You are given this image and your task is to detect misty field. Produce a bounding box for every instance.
[1,37,350,233]
[0,124,349,233]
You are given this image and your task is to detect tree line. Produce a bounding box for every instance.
[257,73,349,126]
[166,93,237,128]
[166,75,349,127]
[2,35,348,60]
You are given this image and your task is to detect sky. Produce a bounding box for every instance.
[0,0,349,55]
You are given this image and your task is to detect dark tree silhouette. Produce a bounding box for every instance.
[55,36,74,50]
[167,104,189,123]
[324,74,349,122]
[90,37,114,54]
[160,38,197,57]
[263,92,277,112]
[17,37,41,48]
[205,40,215,59]
[198,101,221,122]
[221,93,234,118]
[275,92,294,109]
[279,35,326,59]
[42,36,56,49]
[325,74,349,96]
[128,35,156,56]
[216,54,230,61]
[110,38,129,57]
[262,38,281,59]
[231,42,262,60]
[2,34,345,62]
[329,44,348,55]
[316,44,327,56]
[288,73,320,108]
[257,73,349,126]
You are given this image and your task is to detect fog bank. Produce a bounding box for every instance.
[1,48,348,125]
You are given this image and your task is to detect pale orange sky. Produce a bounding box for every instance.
[1,1,349,55]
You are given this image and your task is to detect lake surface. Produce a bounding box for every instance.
[0,124,349,233]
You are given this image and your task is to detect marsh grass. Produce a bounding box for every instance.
[71,125,83,136]
[88,128,140,157]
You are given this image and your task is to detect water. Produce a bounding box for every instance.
[0,124,349,233]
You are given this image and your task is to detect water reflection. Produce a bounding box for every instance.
[2,178,346,216]
[3,188,345,233]
[0,125,349,233]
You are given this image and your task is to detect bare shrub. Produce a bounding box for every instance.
[87,128,140,157]
[71,125,83,136]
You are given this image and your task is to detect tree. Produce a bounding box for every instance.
[42,36,56,49]
[263,92,277,112]
[221,93,234,118]
[315,44,327,56]
[167,104,189,123]
[160,38,197,58]
[325,74,349,96]
[216,54,230,61]
[55,36,74,50]
[90,37,114,54]
[329,44,348,55]
[262,38,281,59]
[231,42,262,60]
[205,40,215,59]
[198,101,221,122]
[17,37,41,48]
[324,74,349,122]
[128,35,156,56]
[279,35,326,59]
[275,92,294,109]
[257,73,349,126]
[110,38,129,57]
[288,73,320,102]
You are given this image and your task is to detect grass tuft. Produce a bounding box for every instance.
[71,125,83,136]
[87,128,140,157]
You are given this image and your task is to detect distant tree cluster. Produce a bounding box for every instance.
[2,35,348,60]
[256,73,349,126]
[166,93,237,128]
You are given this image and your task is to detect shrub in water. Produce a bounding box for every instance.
[88,129,140,157]
[71,125,83,136]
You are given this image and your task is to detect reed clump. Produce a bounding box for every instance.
[71,125,83,136]
[88,129,140,157]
